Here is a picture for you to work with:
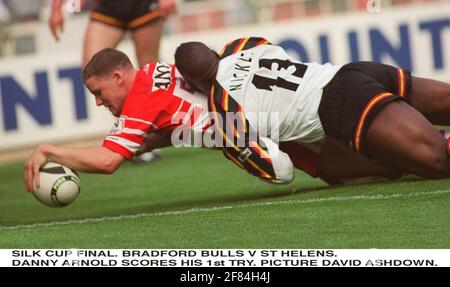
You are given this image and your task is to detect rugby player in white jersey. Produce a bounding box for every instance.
[174,37,450,183]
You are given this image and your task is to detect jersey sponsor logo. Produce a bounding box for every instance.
[152,62,172,92]
[110,116,125,134]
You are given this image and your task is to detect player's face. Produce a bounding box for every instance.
[182,70,214,95]
[85,75,125,117]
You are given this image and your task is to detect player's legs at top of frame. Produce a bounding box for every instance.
[84,0,167,67]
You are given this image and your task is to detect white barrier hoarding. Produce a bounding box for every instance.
[160,2,450,80]
[0,3,449,151]
[0,52,115,150]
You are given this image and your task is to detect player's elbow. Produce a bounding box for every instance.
[261,159,294,184]
[261,173,294,185]
[100,157,122,174]
[274,168,294,184]
[102,164,118,174]
[258,137,295,184]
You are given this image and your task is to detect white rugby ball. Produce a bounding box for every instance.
[33,162,81,207]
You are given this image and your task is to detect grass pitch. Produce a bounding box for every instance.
[0,147,449,248]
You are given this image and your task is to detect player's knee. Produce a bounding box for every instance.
[422,142,449,177]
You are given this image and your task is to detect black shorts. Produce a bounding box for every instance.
[91,0,160,30]
[318,61,412,155]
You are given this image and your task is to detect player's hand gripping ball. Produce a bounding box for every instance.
[33,162,81,207]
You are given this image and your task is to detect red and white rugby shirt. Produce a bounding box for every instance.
[103,62,211,160]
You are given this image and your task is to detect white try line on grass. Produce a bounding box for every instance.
[1,189,449,231]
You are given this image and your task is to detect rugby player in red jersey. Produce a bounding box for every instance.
[24,48,211,192]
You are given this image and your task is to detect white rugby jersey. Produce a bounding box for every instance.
[103,63,211,160]
[206,37,342,184]
[216,38,342,143]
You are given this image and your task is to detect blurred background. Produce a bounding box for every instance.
[0,0,449,163]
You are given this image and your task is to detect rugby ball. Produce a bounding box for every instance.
[33,162,81,207]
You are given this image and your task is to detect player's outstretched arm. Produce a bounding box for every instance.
[24,144,125,192]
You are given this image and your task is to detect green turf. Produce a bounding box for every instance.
[0,147,449,248]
